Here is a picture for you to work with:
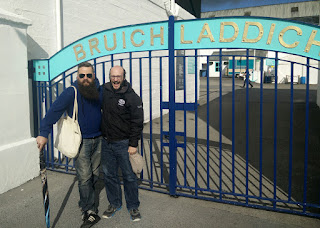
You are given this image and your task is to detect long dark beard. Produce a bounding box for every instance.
[78,80,100,100]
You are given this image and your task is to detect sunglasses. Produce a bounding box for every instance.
[79,73,93,79]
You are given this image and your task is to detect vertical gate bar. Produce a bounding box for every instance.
[149,51,153,189]
[120,59,123,66]
[183,55,187,186]
[63,72,66,90]
[273,51,279,209]
[94,59,97,76]
[111,54,114,67]
[102,62,106,84]
[259,58,264,197]
[232,56,235,193]
[303,58,310,213]
[288,62,294,201]
[71,73,73,83]
[43,82,50,166]
[206,55,210,189]
[65,75,69,172]
[48,80,55,169]
[219,48,222,199]
[160,57,164,183]
[194,49,198,196]
[245,49,249,204]
[56,83,62,165]
[38,82,42,135]
[139,58,144,180]
[129,52,133,83]
[168,15,177,196]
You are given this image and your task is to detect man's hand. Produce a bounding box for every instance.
[128,146,137,155]
[36,136,48,151]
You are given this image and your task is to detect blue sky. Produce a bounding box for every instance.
[201,0,316,12]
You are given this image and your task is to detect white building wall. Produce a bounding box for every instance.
[0,0,57,59]
[0,9,38,194]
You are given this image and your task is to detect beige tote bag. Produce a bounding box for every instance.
[54,86,82,158]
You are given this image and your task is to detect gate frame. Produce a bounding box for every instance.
[31,15,320,218]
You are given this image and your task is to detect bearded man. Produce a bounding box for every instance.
[36,62,102,228]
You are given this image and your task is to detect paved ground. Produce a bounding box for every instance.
[140,77,320,212]
[0,170,319,228]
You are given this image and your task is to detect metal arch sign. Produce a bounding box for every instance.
[33,16,320,82]
[175,17,320,56]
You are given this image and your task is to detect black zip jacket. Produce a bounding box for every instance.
[101,80,144,147]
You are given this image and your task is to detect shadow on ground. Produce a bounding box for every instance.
[140,79,320,215]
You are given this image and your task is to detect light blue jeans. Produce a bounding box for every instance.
[74,136,102,213]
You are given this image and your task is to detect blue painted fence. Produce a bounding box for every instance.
[32,16,320,218]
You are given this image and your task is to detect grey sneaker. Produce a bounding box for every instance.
[129,208,141,222]
[102,205,122,218]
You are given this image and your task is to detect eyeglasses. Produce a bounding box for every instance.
[79,73,93,79]
[110,75,122,79]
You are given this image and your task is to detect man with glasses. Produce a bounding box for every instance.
[101,65,144,222]
[36,62,102,228]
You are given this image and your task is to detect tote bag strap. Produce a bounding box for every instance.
[70,86,78,121]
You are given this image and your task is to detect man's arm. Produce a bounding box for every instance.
[37,87,75,150]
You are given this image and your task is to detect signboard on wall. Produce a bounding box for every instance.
[176,50,185,90]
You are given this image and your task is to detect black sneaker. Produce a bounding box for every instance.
[129,208,141,222]
[102,205,122,218]
[80,213,100,228]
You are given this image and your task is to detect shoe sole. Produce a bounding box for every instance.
[131,217,141,222]
[102,206,122,219]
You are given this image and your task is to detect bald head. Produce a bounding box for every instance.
[109,66,126,90]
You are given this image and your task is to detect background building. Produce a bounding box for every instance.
[200,1,320,85]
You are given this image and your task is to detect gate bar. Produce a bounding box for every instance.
[288,62,294,201]
[149,51,153,189]
[168,15,176,196]
[160,57,164,184]
[259,57,264,197]
[303,57,310,212]
[232,55,235,193]
[194,49,198,196]
[139,58,144,180]
[273,51,279,209]
[183,55,187,186]
[245,49,249,205]
[206,55,210,189]
[219,48,223,199]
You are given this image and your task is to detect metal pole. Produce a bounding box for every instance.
[168,15,176,196]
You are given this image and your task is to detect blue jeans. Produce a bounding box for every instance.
[101,138,140,210]
[74,136,102,213]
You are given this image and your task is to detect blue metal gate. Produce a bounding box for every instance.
[31,16,320,218]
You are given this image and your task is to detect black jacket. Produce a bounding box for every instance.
[101,80,143,147]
